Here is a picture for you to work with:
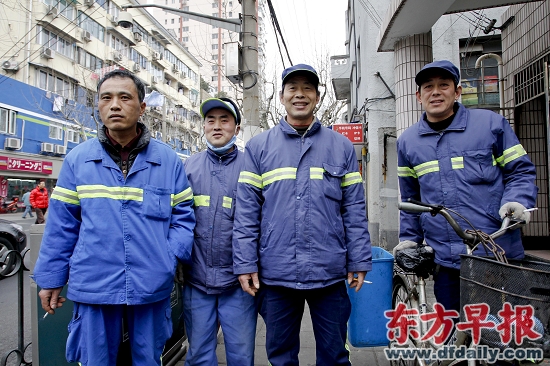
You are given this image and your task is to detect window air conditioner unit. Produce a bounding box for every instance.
[55,145,67,155]
[41,142,55,153]
[152,51,161,61]
[133,32,142,42]
[83,0,94,6]
[132,63,141,72]
[82,30,92,42]
[47,5,58,16]
[152,76,159,84]
[113,51,123,61]
[4,138,21,149]
[41,47,55,59]
[1,60,19,71]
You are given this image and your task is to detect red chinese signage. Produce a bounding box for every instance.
[0,156,53,175]
[333,124,364,144]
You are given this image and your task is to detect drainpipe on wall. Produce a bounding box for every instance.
[475,53,504,116]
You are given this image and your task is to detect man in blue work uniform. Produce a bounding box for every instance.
[182,97,256,366]
[33,69,196,365]
[233,64,372,366]
[395,60,537,313]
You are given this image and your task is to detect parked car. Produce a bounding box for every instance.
[0,218,27,277]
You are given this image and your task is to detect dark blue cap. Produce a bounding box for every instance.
[281,64,319,88]
[415,60,460,86]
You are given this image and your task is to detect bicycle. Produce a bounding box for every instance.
[389,199,537,366]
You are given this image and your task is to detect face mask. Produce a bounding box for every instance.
[207,135,237,155]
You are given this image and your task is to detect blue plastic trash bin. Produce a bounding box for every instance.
[347,246,393,347]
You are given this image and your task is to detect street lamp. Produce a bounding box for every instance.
[118,5,241,33]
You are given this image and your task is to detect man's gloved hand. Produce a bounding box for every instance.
[499,202,530,224]
[393,240,418,257]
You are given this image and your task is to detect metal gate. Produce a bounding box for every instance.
[513,56,550,247]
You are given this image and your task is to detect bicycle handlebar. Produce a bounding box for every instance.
[398,200,523,246]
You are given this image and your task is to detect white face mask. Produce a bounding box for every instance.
[207,135,237,155]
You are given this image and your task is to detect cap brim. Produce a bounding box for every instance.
[282,70,319,86]
[200,99,238,120]
[415,67,458,86]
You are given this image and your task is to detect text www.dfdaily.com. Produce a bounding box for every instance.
[384,345,543,363]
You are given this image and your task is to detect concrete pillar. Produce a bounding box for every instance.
[394,33,433,137]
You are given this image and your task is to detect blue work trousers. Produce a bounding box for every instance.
[183,284,257,366]
[259,281,352,366]
[433,265,461,313]
[65,297,172,366]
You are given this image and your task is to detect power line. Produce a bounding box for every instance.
[266,0,292,67]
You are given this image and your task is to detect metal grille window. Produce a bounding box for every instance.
[514,54,550,106]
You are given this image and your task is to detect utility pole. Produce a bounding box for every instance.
[241,0,261,141]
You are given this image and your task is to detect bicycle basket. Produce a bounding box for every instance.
[460,255,550,357]
[395,245,435,278]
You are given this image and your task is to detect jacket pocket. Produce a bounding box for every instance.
[322,162,347,201]
[143,185,172,220]
[66,304,87,364]
[461,149,500,185]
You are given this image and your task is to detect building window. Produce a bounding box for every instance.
[0,108,17,135]
[67,129,80,143]
[165,19,168,25]
[44,0,76,21]
[212,2,218,7]
[182,37,189,42]
[212,33,218,39]
[211,54,218,60]
[212,44,218,50]
[49,124,63,140]
[212,65,218,71]
[182,26,189,32]
[171,18,175,24]
[78,12,105,42]
[37,26,76,59]
[212,76,218,82]
[37,70,75,100]
[183,6,189,10]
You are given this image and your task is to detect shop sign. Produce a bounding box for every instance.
[333,124,364,144]
[0,156,53,175]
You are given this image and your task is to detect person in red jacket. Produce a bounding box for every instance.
[30,181,49,224]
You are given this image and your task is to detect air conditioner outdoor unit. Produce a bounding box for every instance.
[41,47,55,59]
[132,63,141,72]
[152,51,161,61]
[83,0,94,6]
[110,15,118,26]
[82,30,92,42]
[172,64,179,73]
[133,32,142,42]
[47,5,58,16]
[2,60,19,71]
[55,145,67,155]
[152,76,159,84]
[113,51,123,61]
[41,142,55,153]
[4,138,21,149]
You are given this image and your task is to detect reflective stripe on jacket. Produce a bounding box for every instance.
[33,136,196,305]
[397,103,537,269]
[183,148,244,294]
[233,118,372,289]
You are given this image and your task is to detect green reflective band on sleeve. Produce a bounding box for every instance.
[238,171,263,189]
[341,172,362,187]
[192,195,210,207]
[223,196,232,209]
[173,187,193,206]
[262,167,297,187]
[495,144,527,166]
[413,160,439,177]
[51,186,80,205]
[310,167,324,180]
[492,155,497,166]
[451,157,464,169]
[398,166,417,178]
[76,185,143,201]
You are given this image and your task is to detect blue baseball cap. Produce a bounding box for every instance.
[415,60,460,86]
[200,98,241,125]
[281,64,319,88]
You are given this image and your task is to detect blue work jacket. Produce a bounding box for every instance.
[183,148,243,294]
[33,136,196,305]
[233,118,372,289]
[397,103,537,269]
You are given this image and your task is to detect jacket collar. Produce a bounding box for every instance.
[417,103,467,135]
[206,146,239,164]
[88,123,161,167]
[278,117,321,137]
